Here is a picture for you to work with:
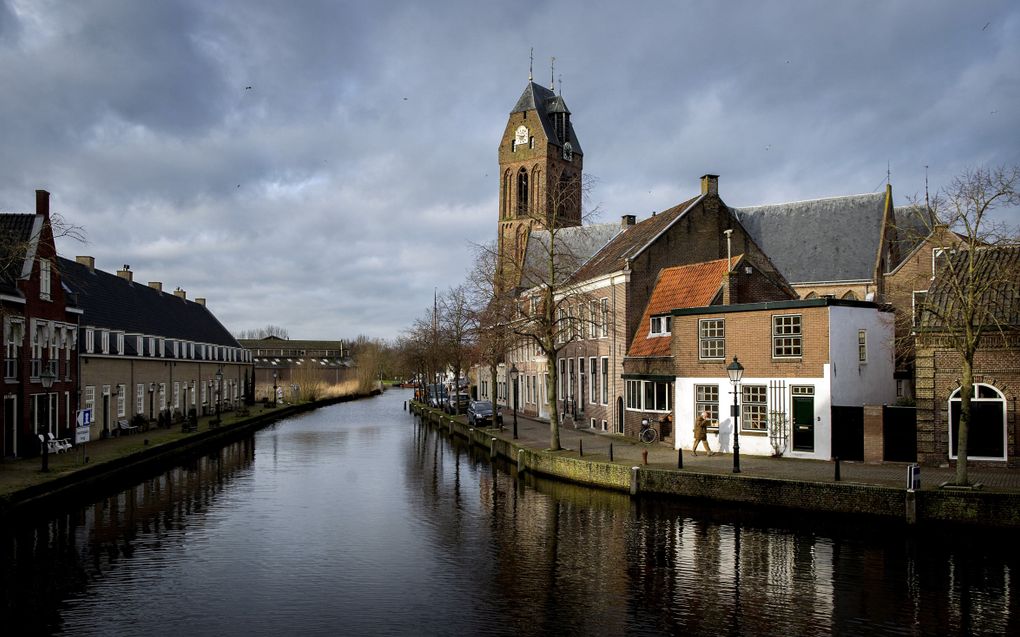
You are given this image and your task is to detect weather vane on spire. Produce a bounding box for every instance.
[558,74,562,95]
[529,47,533,81]
[550,56,555,89]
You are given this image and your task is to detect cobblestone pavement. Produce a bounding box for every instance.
[456,408,1020,493]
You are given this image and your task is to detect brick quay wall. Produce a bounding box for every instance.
[413,403,1020,529]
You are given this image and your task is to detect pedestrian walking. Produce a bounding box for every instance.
[693,410,715,456]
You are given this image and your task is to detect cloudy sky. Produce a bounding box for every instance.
[1,1,1017,340]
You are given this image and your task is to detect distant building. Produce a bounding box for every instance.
[240,336,352,399]
[60,256,251,439]
[1,190,81,458]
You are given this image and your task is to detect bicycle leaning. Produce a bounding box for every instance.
[639,418,658,444]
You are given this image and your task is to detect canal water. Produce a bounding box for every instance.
[2,389,1017,635]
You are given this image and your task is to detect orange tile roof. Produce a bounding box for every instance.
[627,256,741,358]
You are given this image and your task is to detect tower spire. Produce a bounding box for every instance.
[529,47,533,81]
[550,56,555,89]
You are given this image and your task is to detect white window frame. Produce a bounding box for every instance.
[85,328,95,354]
[117,384,126,417]
[136,383,144,415]
[600,298,609,337]
[948,384,1006,462]
[699,318,725,360]
[772,314,803,358]
[650,315,672,337]
[39,258,51,300]
[600,356,608,405]
[858,329,867,363]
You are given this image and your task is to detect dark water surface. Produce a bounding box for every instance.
[2,389,1017,635]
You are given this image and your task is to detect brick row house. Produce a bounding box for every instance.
[1,189,251,457]
[1,191,81,458]
[59,257,252,440]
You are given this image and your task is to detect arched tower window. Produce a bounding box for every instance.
[502,171,511,220]
[949,384,1007,461]
[531,167,541,220]
[517,169,529,217]
[804,292,818,299]
[841,291,858,301]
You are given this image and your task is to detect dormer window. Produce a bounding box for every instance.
[650,315,671,336]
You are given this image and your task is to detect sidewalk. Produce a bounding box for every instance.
[476,409,1020,493]
[0,405,280,498]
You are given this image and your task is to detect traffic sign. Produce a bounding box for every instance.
[76,408,93,427]
[75,424,90,445]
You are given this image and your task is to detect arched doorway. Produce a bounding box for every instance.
[949,383,1006,461]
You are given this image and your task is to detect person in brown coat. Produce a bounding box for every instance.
[693,410,715,456]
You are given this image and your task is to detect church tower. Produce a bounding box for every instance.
[496,79,584,291]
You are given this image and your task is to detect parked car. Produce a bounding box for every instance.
[467,400,495,426]
[428,384,448,409]
[444,393,470,414]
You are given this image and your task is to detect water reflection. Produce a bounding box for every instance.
[1,391,1017,635]
[1,438,255,633]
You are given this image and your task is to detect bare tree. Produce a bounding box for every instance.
[913,165,1020,485]
[503,173,600,451]
[439,284,476,414]
[236,324,290,340]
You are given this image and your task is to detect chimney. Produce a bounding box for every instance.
[148,281,163,292]
[621,214,636,227]
[117,265,133,282]
[700,174,719,196]
[174,287,187,300]
[76,256,95,272]
[195,297,206,307]
[36,189,50,217]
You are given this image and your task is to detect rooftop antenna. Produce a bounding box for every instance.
[558,74,562,95]
[529,47,533,82]
[550,56,555,89]
[887,161,891,185]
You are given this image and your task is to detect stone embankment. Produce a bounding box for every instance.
[411,402,1020,528]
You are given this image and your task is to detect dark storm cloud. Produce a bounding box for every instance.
[0,0,1017,339]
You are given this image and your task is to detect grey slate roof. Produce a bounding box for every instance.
[510,82,583,156]
[58,257,240,347]
[0,212,37,296]
[519,222,621,289]
[890,204,935,270]
[921,246,1020,329]
[732,192,887,283]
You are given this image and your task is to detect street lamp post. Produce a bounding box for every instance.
[272,370,278,406]
[214,367,223,426]
[39,367,56,472]
[509,363,519,440]
[149,382,156,422]
[727,356,745,474]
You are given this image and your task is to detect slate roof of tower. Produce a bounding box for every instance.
[58,256,240,347]
[627,256,740,358]
[511,81,583,155]
[0,212,38,296]
[519,222,621,290]
[568,197,700,284]
[731,192,887,284]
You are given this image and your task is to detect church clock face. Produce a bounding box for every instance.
[562,142,573,162]
[515,125,529,146]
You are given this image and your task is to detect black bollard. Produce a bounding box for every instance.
[834,456,841,481]
[609,443,614,462]
[404,401,407,411]
[642,449,648,465]
[579,439,583,457]
[678,448,683,469]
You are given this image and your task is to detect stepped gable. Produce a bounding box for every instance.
[568,197,700,284]
[627,256,739,358]
[58,257,239,348]
[732,192,886,284]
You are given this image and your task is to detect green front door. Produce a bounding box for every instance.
[792,396,815,452]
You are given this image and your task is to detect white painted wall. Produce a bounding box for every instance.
[674,368,834,461]
[827,306,896,407]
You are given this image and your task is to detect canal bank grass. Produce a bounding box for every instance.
[0,403,289,498]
